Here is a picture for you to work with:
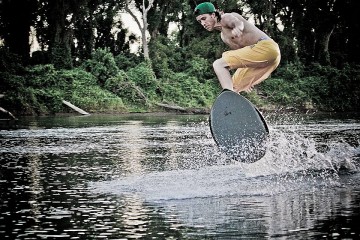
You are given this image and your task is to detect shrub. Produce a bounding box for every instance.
[71,83,126,113]
[149,36,184,78]
[114,53,141,71]
[1,65,126,115]
[51,43,72,69]
[184,55,213,81]
[80,48,119,86]
[107,70,145,103]
[26,64,64,88]
[259,62,360,111]
[104,70,129,93]
[127,61,159,100]
[158,71,218,108]
[0,47,25,74]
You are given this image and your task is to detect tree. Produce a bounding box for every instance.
[267,0,355,66]
[35,0,133,67]
[0,0,37,64]
[124,0,154,60]
[73,0,131,61]
[146,0,184,39]
[36,0,89,69]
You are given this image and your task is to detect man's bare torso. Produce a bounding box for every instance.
[220,13,269,49]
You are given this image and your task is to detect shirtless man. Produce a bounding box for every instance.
[194,2,281,93]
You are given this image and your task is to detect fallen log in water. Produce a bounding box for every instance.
[0,93,17,120]
[0,106,17,120]
[155,102,209,114]
[155,103,187,112]
[62,100,90,115]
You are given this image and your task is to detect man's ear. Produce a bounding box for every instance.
[211,12,217,20]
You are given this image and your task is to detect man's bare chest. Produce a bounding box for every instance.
[221,32,244,49]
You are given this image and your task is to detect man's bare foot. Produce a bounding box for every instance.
[244,86,254,93]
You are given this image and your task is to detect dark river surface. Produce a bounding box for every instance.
[0,112,359,239]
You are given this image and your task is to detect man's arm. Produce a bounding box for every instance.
[221,13,244,37]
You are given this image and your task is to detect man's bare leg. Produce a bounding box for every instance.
[213,58,233,91]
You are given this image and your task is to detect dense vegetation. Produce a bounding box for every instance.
[0,0,359,116]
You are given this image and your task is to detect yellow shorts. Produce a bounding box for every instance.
[222,39,281,92]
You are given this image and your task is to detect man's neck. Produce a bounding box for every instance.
[214,22,222,31]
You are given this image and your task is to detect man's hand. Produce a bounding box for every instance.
[231,26,243,38]
[222,13,244,38]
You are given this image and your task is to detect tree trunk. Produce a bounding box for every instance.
[316,27,334,66]
[47,0,73,69]
[141,4,150,59]
[125,0,154,60]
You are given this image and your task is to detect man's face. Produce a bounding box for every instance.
[196,13,216,31]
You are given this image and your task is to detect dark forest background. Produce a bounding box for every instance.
[0,0,359,116]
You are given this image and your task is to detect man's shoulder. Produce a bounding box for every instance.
[222,12,245,22]
[222,12,241,17]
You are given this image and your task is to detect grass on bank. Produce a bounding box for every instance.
[1,48,359,116]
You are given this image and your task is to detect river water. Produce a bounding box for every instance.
[0,112,359,239]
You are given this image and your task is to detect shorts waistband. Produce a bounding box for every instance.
[257,37,271,42]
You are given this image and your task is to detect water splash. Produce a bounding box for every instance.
[242,126,357,176]
[89,125,359,201]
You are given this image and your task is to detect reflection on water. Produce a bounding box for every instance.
[0,113,359,239]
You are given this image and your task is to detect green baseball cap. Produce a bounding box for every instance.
[194,2,216,16]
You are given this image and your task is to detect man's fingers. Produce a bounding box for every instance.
[232,27,242,37]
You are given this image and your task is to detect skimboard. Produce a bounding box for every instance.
[209,89,269,163]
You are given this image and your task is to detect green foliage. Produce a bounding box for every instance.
[127,61,159,98]
[0,64,59,114]
[1,65,125,115]
[51,43,73,69]
[259,62,360,111]
[104,70,129,93]
[149,36,185,78]
[0,47,25,75]
[184,55,213,81]
[80,48,119,86]
[1,58,358,115]
[1,75,39,115]
[56,68,126,113]
[260,78,309,106]
[275,34,299,65]
[149,38,172,78]
[149,36,216,80]
[258,63,308,107]
[114,53,141,71]
[185,34,225,62]
[4,87,43,115]
[71,81,126,113]
[26,64,67,88]
[158,72,218,108]
[105,60,219,111]
[105,71,149,110]
[0,72,25,93]
[304,63,360,111]
[0,0,358,116]
[30,88,64,114]
[274,62,304,81]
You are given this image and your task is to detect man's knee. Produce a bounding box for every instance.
[213,58,228,71]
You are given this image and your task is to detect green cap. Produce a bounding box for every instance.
[194,2,215,16]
